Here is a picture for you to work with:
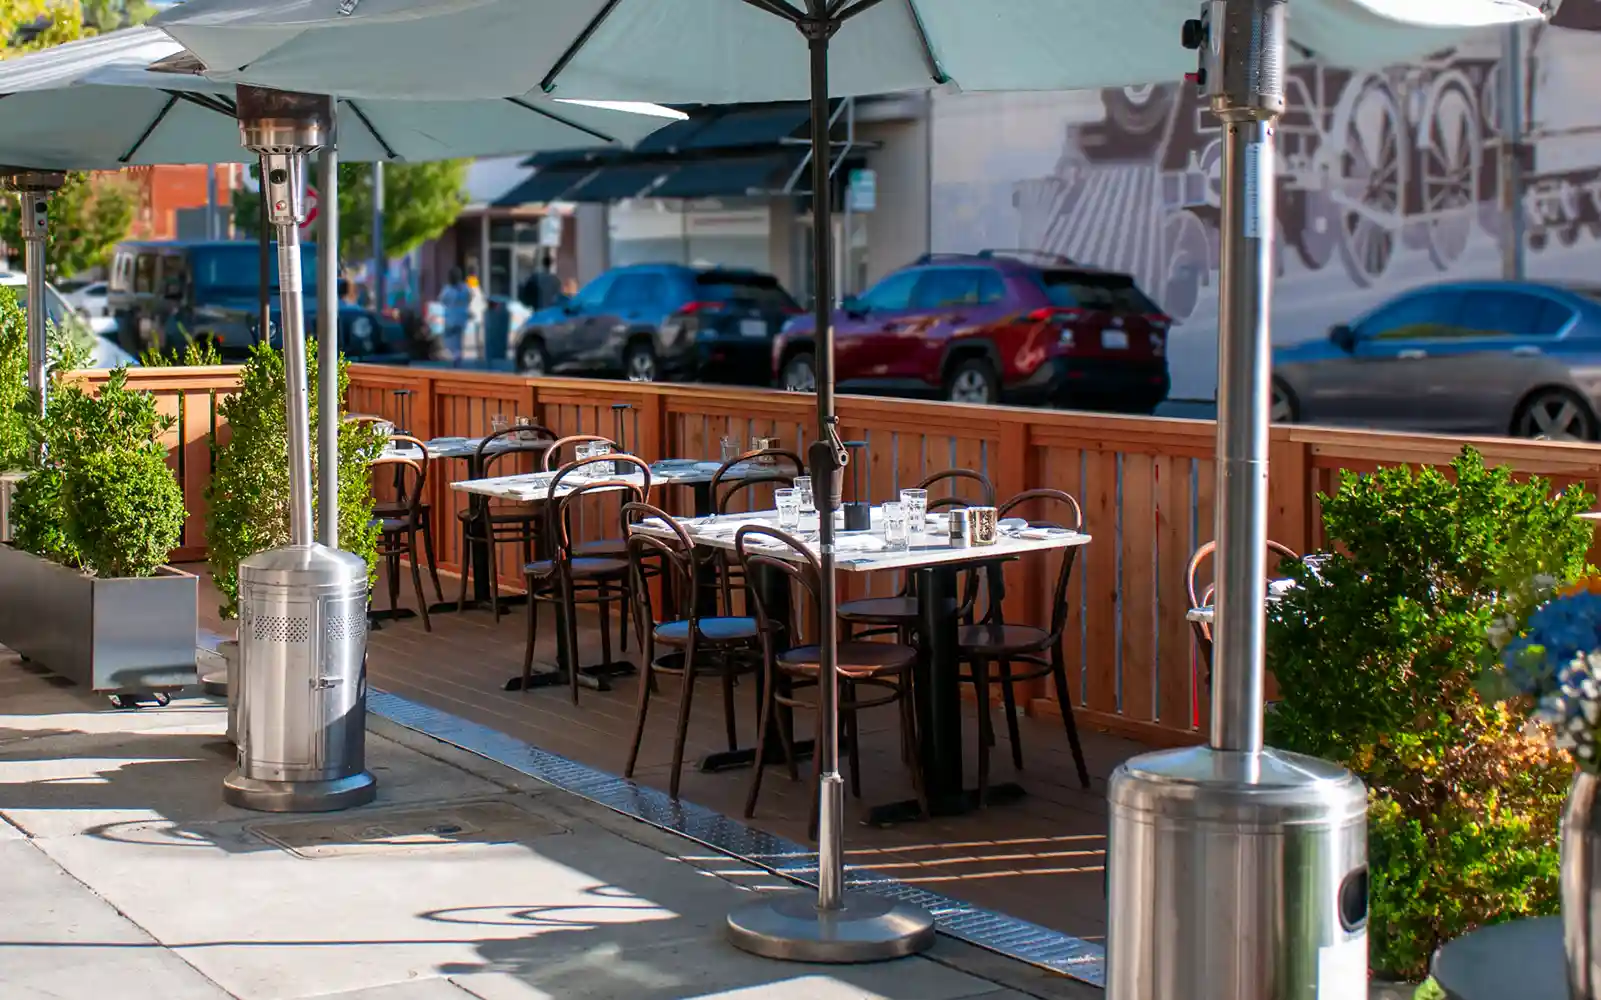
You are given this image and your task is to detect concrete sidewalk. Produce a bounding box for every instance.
[0,657,1091,1000]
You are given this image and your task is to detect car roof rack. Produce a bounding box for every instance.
[910,249,1078,267]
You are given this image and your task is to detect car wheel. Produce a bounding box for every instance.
[624,341,659,382]
[1513,388,1597,441]
[517,336,550,376]
[781,351,817,393]
[1271,379,1299,424]
[946,357,999,405]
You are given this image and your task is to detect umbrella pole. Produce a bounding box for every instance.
[725,6,935,963]
[316,140,339,548]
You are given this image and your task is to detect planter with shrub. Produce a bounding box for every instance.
[1264,448,1592,982]
[206,340,382,623]
[0,366,196,695]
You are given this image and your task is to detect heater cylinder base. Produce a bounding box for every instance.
[223,770,376,813]
[726,889,935,964]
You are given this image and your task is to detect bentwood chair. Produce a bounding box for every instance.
[1186,539,1302,688]
[454,423,557,619]
[376,434,443,604]
[369,454,432,631]
[708,447,804,616]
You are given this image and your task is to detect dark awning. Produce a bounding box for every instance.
[493,165,596,206]
[521,146,621,169]
[635,102,813,154]
[651,153,804,199]
[562,161,679,202]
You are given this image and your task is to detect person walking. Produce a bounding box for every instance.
[518,250,563,310]
[438,267,471,366]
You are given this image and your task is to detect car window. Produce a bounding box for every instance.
[1532,298,1577,336]
[133,253,156,295]
[1037,270,1158,314]
[979,271,1008,305]
[605,273,669,309]
[910,269,986,310]
[1357,290,1466,340]
[857,270,920,311]
[85,282,106,296]
[568,273,614,310]
[195,245,316,294]
[159,254,190,298]
[695,272,799,311]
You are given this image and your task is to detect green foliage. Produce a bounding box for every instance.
[11,366,184,577]
[1265,448,1591,979]
[206,340,381,619]
[233,160,468,261]
[0,284,29,470]
[0,172,138,280]
[140,337,224,368]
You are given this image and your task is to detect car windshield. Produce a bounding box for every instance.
[1038,271,1159,314]
[695,272,798,311]
[195,244,318,296]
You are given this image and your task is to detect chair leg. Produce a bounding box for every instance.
[562,579,582,706]
[618,576,630,654]
[744,662,777,819]
[520,589,539,692]
[668,636,700,801]
[455,521,472,611]
[997,657,1024,771]
[898,676,929,819]
[721,654,739,753]
[386,549,401,613]
[843,679,863,800]
[408,532,431,632]
[420,521,444,603]
[1050,652,1092,789]
[624,634,654,780]
[489,535,503,622]
[598,580,614,667]
[973,657,994,806]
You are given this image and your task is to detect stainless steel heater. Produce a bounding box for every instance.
[0,168,66,418]
[224,87,376,813]
[1104,4,1370,998]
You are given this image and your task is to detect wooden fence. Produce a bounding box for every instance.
[102,362,1601,746]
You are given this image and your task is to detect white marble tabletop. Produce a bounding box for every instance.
[446,459,772,501]
[1186,578,1299,625]
[631,507,1091,573]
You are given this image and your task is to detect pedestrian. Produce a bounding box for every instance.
[518,251,563,310]
[438,267,471,366]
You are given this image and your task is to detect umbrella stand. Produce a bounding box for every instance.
[2,170,66,423]
[724,1,935,964]
[316,139,339,548]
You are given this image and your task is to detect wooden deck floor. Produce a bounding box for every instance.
[194,564,1141,944]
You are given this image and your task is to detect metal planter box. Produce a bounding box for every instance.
[0,544,197,693]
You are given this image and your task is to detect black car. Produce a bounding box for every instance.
[514,263,799,383]
[107,240,406,362]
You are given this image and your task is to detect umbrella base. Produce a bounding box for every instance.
[726,889,935,964]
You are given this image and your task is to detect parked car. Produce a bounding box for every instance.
[772,251,1172,409]
[64,279,109,320]
[1272,280,1601,441]
[107,240,407,363]
[0,271,122,364]
[513,263,800,383]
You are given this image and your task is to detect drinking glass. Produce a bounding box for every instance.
[490,413,510,435]
[721,435,741,463]
[793,475,815,515]
[775,488,800,530]
[900,488,928,534]
[882,501,909,551]
[588,441,614,476]
[514,414,534,442]
[751,436,776,465]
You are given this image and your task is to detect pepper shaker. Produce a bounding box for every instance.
[948,505,969,547]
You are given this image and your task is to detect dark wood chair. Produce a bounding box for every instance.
[620,501,761,799]
[377,433,442,604]
[455,423,557,619]
[709,447,804,616]
[734,524,926,837]
[957,488,1091,797]
[520,453,652,704]
[1186,539,1302,688]
[369,454,432,631]
[838,468,996,642]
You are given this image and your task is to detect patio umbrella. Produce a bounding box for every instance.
[151,0,1548,974]
[0,26,681,546]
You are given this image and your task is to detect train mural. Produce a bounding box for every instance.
[930,2,1601,400]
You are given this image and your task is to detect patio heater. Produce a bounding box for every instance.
[1104,4,1369,999]
[1,168,66,417]
[224,85,376,813]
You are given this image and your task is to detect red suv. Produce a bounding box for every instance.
[772,251,1171,410]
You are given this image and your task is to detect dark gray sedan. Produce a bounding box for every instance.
[1271,281,1601,441]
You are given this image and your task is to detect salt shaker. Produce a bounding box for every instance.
[948,505,969,547]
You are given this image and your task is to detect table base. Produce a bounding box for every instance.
[502,660,638,693]
[442,594,529,615]
[699,738,816,773]
[368,608,417,629]
[865,781,1026,827]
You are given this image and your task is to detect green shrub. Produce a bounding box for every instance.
[1265,448,1590,979]
[140,337,224,368]
[11,367,185,578]
[0,284,91,471]
[206,340,381,619]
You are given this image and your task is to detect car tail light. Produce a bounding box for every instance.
[1027,307,1085,323]
[675,300,724,316]
[1152,332,1166,356]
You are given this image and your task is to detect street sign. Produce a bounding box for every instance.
[847,168,876,212]
[539,212,563,248]
[299,183,319,230]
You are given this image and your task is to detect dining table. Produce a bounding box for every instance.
[631,506,1092,824]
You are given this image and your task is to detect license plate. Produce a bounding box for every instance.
[740,318,768,338]
[1102,329,1129,350]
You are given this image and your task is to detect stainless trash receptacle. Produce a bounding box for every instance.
[1106,746,1369,1000]
[224,543,376,812]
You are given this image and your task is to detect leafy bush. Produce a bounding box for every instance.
[140,336,224,368]
[11,367,185,578]
[206,340,381,619]
[1265,448,1591,980]
[0,284,93,471]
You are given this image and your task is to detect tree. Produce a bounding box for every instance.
[233,160,468,263]
[0,172,137,278]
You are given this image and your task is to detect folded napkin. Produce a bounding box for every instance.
[1016,527,1079,540]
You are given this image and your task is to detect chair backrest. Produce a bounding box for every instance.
[713,448,805,514]
[543,434,617,471]
[918,468,995,512]
[477,423,557,477]
[368,455,427,517]
[388,432,429,460]
[620,501,697,630]
[995,488,1084,639]
[1185,539,1302,644]
[546,453,653,558]
[734,525,818,643]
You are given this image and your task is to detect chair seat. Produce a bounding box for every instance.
[838,596,918,625]
[655,617,760,644]
[376,515,425,534]
[779,642,916,678]
[957,623,1050,655]
[573,538,627,558]
[524,557,629,579]
[459,507,540,525]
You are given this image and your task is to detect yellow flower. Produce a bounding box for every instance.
[1561,577,1601,597]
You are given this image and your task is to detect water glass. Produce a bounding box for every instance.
[721,435,742,463]
[881,501,909,551]
[793,475,815,515]
[587,441,614,476]
[514,414,534,442]
[490,413,510,435]
[900,488,928,534]
[775,488,800,530]
[751,436,776,465]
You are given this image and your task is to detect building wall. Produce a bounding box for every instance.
[857,114,931,286]
[123,164,236,242]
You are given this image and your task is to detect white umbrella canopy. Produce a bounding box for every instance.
[151,0,1546,103]
[0,27,684,170]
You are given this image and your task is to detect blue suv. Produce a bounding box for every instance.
[513,263,799,383]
